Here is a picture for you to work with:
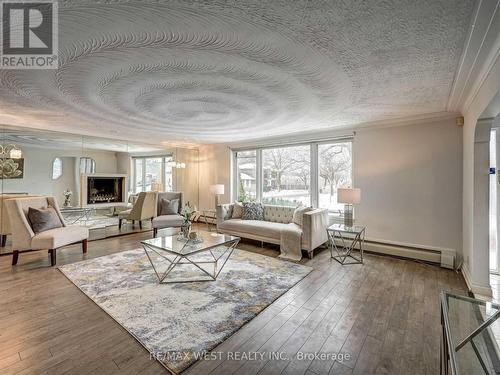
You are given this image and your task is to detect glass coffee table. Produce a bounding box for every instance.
[441,292,500,374]
[141,232,240,283]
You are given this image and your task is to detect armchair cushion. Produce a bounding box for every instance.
[152,214,184,228]
[159,198,179,215]
[31,226,89,250]
[118,209,132,218]
[28,206,62,233]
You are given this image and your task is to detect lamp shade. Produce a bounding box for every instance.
[211,184,225,195]
[337,188,361,204]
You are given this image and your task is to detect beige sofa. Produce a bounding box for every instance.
[216,204,328,259]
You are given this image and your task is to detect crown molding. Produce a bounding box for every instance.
[227,111,460,148]
[447,0,500,112]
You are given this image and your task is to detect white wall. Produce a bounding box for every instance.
[198,144,231,210]
[198,118,463,254]
[2,146,119,206]
[354,119,462,253]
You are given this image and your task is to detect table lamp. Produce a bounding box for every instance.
[211,184,225,208]
[337,188,361,227]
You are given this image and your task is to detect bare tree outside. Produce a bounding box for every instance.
[263,145,310,206]
[318,142,352,210]
[234,142,352,210]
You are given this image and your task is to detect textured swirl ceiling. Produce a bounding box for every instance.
[0,0,474,144]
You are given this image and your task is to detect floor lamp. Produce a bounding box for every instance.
[211,184,225,209]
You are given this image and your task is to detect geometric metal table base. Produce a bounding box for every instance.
[326,225,365,265]
[142,237,239,283]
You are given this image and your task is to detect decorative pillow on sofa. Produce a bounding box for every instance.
[242,202,264,220]
[292,205,313,226]
[160,198,179,215]
[27,206,63,234]
[231,201,244,219]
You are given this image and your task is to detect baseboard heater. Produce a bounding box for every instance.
[331,238,455,269]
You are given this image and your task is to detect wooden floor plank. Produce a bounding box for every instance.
[0,225,468,375]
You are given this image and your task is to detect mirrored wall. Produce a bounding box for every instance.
[0,125,199,254]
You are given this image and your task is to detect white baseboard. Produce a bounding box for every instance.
[461,263,493,297]
[333,238,453,267]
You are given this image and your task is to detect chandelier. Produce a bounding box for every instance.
[0,144,22,159]
[166,160,186,169]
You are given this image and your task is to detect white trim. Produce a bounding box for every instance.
[461,263,493,297]
[463,3,500,112]
[447,0,500,112]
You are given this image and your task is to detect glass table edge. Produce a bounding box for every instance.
[440,291,500,375]
[327,225,366,234]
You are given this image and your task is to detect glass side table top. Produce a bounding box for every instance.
[441,292,500,374]
[141,232,239,256]
[327,223,365,234]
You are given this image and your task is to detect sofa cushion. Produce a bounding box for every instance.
[231,201,244,219]
[31,226,89,249]
[263,205,295,223]
[242,202,264,220]
[152,214,184,228]
[218,219,296,241]
[28,206,63,234]
[159,198,179,215]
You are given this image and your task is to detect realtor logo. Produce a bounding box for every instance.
[0,0,58,69]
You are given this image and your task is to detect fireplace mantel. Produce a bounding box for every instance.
[80,173,128,207]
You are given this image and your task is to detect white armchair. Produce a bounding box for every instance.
[118,191,156,230]
[152,192,184,237]
[5,196,89,266]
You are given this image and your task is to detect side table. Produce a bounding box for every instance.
[201,209,217,232]
[326,224,366,265]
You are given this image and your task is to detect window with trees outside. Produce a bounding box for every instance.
[232,139,352,212]
[318,142,352,211]
[133,156,173,193]
[235,150,256,202]
[262,145,310,206]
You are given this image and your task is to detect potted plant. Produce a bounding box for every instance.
[63,189,73,207]
[180,201,197,238]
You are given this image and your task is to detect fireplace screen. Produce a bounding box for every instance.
[87,177,124,204]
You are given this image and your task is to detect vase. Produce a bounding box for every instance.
[181,220,191,239]
[63,195,72,207]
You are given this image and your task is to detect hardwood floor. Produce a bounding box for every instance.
[0,226,467,375]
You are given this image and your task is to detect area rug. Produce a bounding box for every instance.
[58,248,312,374]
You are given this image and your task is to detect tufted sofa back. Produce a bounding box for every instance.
[263,204,295,224]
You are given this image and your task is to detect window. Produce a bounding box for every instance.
[262,145,310,207]
[52,157,62,180]
[80,157,96,174]
[235,150,256,202]
[133,156,173,193]
[232,139,352,212]
[318,142,352,212]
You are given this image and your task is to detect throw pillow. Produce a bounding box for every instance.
[242,202,264,220]
[292,205,313,226]
[231,201,244,219]
[160,198,179,215]
[28,206,63,234]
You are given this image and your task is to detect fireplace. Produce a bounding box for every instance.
[81,174,127,207]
